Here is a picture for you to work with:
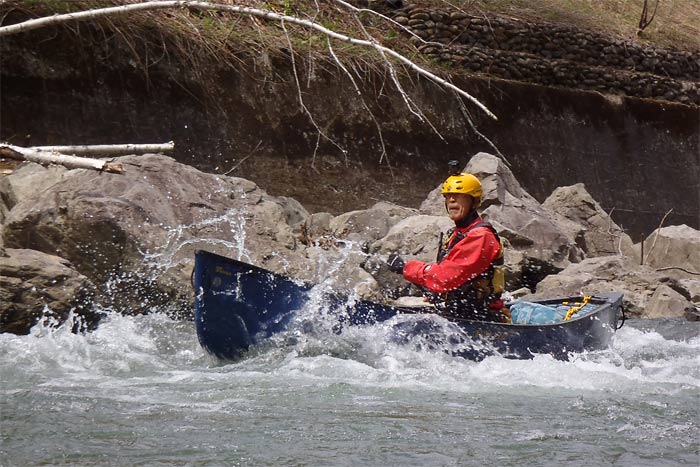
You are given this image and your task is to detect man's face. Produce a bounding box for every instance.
[444,193,474,222]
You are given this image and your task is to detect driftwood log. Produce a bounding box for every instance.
[0,142,175,173]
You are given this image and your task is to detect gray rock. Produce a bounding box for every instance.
[641,225,700,280]
[644,284,693,319]
[4,162,72,206]
[331,201,416,245]
[542,183,636,258]
[367,214,453,298]
[4,152,697,325]
[531,255,692,318]
[0,176,17,225]
[0,248,97,334]
[306,212,333,238]
[679,279,700,303]
[305,243,381,301]
[372,214,453,261]
[2,154,314,316]
[684,306,700,321]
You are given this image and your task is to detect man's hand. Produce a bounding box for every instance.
[386,253,406,274]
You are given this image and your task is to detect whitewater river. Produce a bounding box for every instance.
[1,310,698,466]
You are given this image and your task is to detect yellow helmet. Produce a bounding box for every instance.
[441,173,482,198]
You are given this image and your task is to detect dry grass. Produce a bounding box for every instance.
[4,0,697,63]
[1,1,402,77]
[1,0,697,86]
[431,0,700,51]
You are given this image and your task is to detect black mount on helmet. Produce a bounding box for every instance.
[448,160,461,176]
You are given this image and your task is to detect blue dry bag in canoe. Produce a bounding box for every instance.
[510,301,568,325]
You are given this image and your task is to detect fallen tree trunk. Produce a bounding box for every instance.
[31,141,174,156]
[0,144,125,173]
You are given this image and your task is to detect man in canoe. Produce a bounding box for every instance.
[386,166,509,322]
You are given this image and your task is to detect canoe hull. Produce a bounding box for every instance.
[194,250,623,361]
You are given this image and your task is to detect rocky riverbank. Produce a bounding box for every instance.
[1,152,698,334]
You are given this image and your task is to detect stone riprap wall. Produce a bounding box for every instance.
[392,6,699,105]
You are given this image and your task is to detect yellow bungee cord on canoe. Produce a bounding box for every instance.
[563,295,592,321]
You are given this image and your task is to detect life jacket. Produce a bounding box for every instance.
[432,221,508,322]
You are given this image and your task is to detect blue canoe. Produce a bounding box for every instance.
[193,250,624,361]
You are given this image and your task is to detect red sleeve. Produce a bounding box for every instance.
[402,227,500,293]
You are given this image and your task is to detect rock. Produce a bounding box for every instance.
[505,287,532,300]
[2,154,315,315]
[330,201,416,245]
[371,214,453,260]
[0,176,17,224]
[530,255,690,318]
[305,243,381,301]
[368,214,453,298]
[679,279,700,303]
[542,183,636,258]
[306,212,334,239]
[3,151,695,325]
[644,284,693,319]
[0,248,97,334]
[641,225,700,280]
[3,162,73,211]
[275,196,311,231]
[685,307,700,321]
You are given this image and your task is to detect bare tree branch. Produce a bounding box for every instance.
[0,0,497,121]
[655,266,700,276]
[31,142,174,156]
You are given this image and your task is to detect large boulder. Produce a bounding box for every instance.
[2,154,317,315]
[0,248,97,334]
[644,284,694,319]
[640,225,700,280]
[542,183,636,258]
[531,255,695,318]
[3,162,71,205]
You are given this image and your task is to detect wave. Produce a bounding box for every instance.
[2,309,698,397]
